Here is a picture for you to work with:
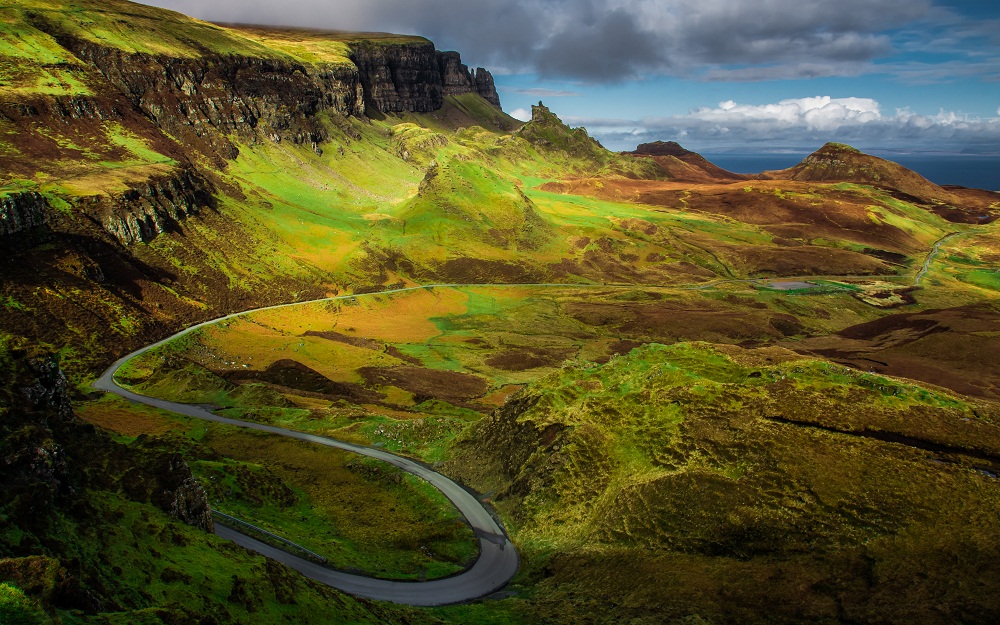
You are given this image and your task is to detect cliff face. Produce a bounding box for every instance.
[64,40,364,160]
[0,192,49,237]
[351,41,446,113]
[437,51,502,107]
[98,168,217,245]
[350,43,502,114]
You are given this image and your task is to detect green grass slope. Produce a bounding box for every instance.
[447,342,1000,624]
[0,350,438,625]
[3,3,1000,624]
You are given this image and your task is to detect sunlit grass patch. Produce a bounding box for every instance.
[200,425,477,579]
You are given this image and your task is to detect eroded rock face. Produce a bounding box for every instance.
[7,21,501,249]
[99,168,216,245]
[351,41,446,113]
[437,51,502,107]
[0,192,50,237]
[65,41,364,161]
[351,43,502,114]
[121,451,214,533]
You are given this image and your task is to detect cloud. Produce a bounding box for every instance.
[137,0,954,82]
[509,108,532,122]
[686,97,882,131]
[568,96,1000,151]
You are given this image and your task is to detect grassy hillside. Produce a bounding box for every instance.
[446,343,1000,624]
[0,349,447,625]
[3,1,1000,623]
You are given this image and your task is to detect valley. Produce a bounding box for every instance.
[2,1,1000,624]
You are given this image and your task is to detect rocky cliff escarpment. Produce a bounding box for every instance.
[350,43,502,114]
[437,51,502,107]
[42,29,499,162]
[0,192,50,237]
[62,40,364,160]
[97,168,217,245]
[351,41,447,113]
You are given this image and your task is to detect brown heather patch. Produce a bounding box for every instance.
[359,365,489,402]
[485,347,577,371]
[542,177,946,256]
[76,400,179,437]
[791,303,1000,400]
[229,359,385,403]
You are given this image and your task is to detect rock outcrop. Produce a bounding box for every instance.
[516,103,608,161]
[351,41,447,113]
[350,43,502,114]
[1,353,214,533]
[63,41,362,160]
[437,51,502,107]
[6,12,501,249]
[99,168,216,245]
[0,192,49,237]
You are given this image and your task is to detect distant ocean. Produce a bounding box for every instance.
[702,153,1000,192]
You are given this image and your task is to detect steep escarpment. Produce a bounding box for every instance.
[97,167,217,245]
[437,51,501,107]
[350,41,446,114]
[0,192,49,237]
[349,42,501,115]
[58,40,363,160]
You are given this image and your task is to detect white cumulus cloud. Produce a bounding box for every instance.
[686,97,882,131]
[509,108,532,122]
[568,96,1000,152]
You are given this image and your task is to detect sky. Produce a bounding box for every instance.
[139,0,1000,154]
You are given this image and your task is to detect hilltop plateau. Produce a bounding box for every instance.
[2,1,1000,624]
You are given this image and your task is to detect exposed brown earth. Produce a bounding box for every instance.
[543,177,930,256]
[485,347,578,371]
[230,359,385,403]
[359,365,490,402]
[789,303,1000,399]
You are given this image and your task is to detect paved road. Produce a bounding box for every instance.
[90,256,949,604]
[92,289,522,606]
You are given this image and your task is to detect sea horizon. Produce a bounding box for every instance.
[699,151,1000,192]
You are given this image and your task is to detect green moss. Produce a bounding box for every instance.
[0,583,47,625]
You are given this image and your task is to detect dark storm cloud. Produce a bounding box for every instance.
[142,0,942,81]
[503,88,583,97]
[534,9,667,80]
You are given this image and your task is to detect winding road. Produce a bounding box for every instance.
[91,242,960,605]
[93,286,524,606]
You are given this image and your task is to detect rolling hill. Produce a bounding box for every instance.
[2,1,1000,624]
